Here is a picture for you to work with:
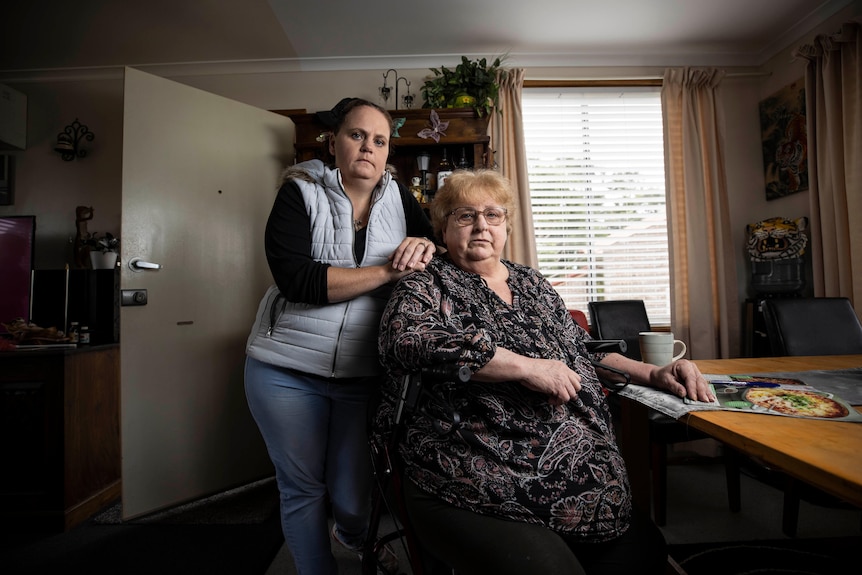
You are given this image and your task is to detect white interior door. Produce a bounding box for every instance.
[120,67,291,519]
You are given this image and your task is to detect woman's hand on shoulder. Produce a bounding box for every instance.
[649,359,715,403]
[389,237,436,272]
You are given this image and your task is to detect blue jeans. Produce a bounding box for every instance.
[244,357,377,575]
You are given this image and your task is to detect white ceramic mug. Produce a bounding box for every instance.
[639,331,686,366]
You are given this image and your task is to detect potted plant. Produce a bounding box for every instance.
[421,56,504,117]
[84,232,119,269]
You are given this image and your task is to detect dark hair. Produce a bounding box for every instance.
[430,169,516,242]
[318,98,394,166]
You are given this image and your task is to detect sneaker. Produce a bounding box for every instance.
[330,523,399,575]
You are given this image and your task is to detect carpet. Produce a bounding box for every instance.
[3,477,284,575]
[669,536,860,575]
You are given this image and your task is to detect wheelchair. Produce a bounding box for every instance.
[361,341,629,575]
[362,364,470,575]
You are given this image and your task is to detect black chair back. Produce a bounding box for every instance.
[762,297,862,356]
[587,299,651,361]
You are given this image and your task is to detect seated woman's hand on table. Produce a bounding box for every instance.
[649,359,715,403]
[599,354,714,403]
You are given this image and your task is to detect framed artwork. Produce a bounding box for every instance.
[0,154,13,205]
[759,80,808,201]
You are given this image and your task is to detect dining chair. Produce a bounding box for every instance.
[568,309,590,332]
[753,296,862,536]
[762,296,862,356]
[587,299,649,361]
[587,299,740,526]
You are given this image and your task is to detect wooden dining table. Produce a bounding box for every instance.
[618,354,862,516]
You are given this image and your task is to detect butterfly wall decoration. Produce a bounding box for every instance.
[417,109,449,143]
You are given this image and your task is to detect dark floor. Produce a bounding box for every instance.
[658,456,860,544]
[265,449,862,574]
[4,448,858,575]
[0,478,284,575]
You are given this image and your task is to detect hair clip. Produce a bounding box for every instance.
[315,97,358,128]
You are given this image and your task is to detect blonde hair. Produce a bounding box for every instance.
[429,169,516,242]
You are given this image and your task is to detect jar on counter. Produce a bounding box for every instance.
[68,322,80,344]
[79,325,91,345]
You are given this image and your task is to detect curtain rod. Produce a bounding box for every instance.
[525,71,771,87]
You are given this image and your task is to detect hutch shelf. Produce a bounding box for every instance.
[273,107,492,191]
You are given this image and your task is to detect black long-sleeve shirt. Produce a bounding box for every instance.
[264,179,433,305]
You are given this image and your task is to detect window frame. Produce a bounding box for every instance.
[521,79,671,326]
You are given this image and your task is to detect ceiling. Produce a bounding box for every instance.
[1,0,854,73]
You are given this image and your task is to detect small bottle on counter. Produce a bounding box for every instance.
[436,148,453,192]
[457,147,471,170]
[79,325,91,345]
[68,322,79,344]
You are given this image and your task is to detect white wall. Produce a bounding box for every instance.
[0,78,124,269]
[722,3,862,308]
[1,3,859,343]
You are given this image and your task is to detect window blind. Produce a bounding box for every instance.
[522,87,671,326]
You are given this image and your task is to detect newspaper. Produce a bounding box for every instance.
[618,372,862,423]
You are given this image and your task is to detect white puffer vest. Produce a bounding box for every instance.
[246,160,407,378]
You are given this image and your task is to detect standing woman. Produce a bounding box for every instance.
[245,98,435,575]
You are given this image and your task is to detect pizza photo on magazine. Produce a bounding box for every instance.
[700,375,862,421]
[742,387,849,419]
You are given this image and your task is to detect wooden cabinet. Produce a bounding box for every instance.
[275,107,491,191]
[0,345,120,531]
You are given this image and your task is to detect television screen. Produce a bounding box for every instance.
[0,215,36,334]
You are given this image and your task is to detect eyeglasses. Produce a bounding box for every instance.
[448,207,508,227]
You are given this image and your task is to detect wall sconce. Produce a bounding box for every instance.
[380,69,395,104]
[380,69,413,110]
[398,77,414,109]
[54,118,95,161]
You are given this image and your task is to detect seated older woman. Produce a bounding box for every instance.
[375,169,714,575]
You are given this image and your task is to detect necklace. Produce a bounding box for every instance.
[353,219,364,231]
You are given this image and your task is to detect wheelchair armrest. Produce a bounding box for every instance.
[585,339,628,354]
[394,365,471,428]
[590,359,631,393]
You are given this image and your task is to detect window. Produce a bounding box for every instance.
[522,86,670,326]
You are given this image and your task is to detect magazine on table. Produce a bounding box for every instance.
[682,374,862,422]
[618,374,862,422]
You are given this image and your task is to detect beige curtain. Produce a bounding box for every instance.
[489,68,538,268]
[661,68,740,359]
[793,22,861,312]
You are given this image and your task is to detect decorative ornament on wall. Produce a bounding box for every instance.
[392,117,406,138]
[54,118,95,161]
[746,216,808,261]
[746,216,809,295]
[417,109,449,142]
[379,69,414,110]
[758,80,808,201]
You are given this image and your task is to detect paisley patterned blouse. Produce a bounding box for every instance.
[376,254,633,543]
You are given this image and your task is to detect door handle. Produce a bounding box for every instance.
[129,257,162,272]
